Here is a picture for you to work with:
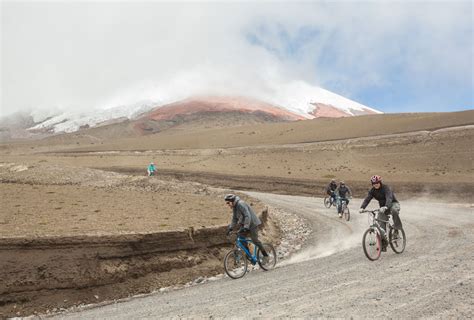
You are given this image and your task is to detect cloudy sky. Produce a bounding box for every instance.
[1,1,472,117]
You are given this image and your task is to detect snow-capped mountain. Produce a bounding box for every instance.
[2,81,381,138]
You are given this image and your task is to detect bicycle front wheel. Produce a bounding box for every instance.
[257,243,277,271]
[224,249,248,279]
[389,228,406,254]
[324,197,331,208]
[343,205,350,221]
[362,228,381,261]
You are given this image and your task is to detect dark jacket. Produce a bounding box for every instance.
[326,182,337,194]
[229,197,261,230]
[361,183,398,209]
[336,185,352,198]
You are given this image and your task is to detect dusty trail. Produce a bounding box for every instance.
[49,193,473,319]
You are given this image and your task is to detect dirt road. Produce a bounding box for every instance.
[48,193,473,319]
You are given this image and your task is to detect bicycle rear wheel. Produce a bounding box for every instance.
[257,243,277,271]
[324,197,332,208]
[224,249,248,279]
[362,228,381,261]
[389,228,406,254]
[343,205,350,221]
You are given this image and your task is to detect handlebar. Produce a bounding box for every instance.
[359,209,380,215]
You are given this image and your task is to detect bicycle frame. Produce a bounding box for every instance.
[336,196,350,205]
[367,210,393,237]
[235,235,258,265]
[361,208,405,260]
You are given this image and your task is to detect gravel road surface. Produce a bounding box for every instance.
[48,193,473,319]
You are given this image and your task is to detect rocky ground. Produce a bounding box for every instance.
[1,111,472,318]
[48,193,474,319]
[3,119,472,201]
[0,161,228,237]
[0,161,311,318]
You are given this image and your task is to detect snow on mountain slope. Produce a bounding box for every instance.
[28,100,159,133]
[264,80,380,118]
[22,81,380,134]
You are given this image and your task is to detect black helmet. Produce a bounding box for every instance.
[224,194,237,202]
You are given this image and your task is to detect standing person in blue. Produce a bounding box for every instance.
[359,175,403,251]
[224,194,269,259]
[326,179,338,204]
[336,181,352,218]
[147,162,157,176]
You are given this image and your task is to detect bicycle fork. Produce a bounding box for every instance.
[368,227,380,246]
[369,226,388,250]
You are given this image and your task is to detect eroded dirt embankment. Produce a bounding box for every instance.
[0,163,286,318]
[0,209,279,318]
[1,226,232,294]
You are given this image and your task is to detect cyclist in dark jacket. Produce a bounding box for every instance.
[359,175,403,249]
[336,181,352,217]
[225,194,268,257]
[326,179,338,204]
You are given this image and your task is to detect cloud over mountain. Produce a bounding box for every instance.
[1,2,472,117]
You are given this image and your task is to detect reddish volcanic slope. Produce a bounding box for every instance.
[144,96,306,121]
[309,103,379,118]
[310,103,351,118]
[131,96,379,135]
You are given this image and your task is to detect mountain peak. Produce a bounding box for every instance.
[0,83,381,139]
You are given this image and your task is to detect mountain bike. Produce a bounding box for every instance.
[340,198,350,221]
[324,192,336,208]
[360,209,406,261]
[224,232,277,279]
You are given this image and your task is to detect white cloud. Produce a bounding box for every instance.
[1,1,472,117]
